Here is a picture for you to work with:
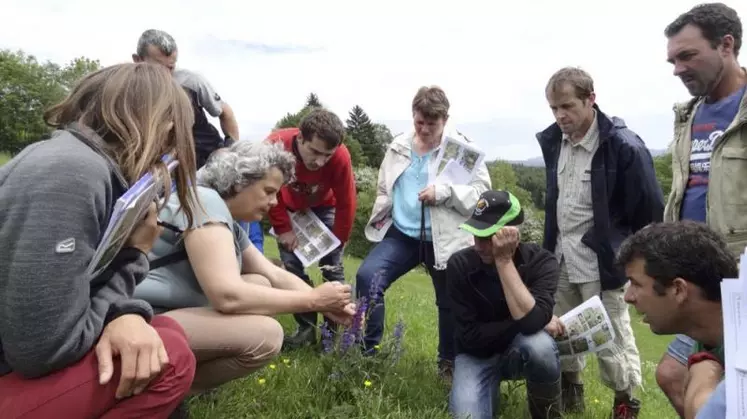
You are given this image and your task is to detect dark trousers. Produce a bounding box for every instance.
[277,206,345,330]
[355,226,454,361]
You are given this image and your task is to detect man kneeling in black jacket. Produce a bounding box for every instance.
[447,190,561,419]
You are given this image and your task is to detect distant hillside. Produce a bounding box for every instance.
[510,156,546,167]
[509,148,668,167]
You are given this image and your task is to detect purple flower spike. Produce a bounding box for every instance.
[320,321,334,354]
[340,296,368,352]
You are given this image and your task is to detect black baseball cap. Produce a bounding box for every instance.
[459,190,524,237]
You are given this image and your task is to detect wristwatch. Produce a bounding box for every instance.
[687,351,721,369]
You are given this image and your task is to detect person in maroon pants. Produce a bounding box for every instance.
[0,316,195,419]
[0,63,198,418]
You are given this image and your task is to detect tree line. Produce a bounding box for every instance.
[0,49,101,154]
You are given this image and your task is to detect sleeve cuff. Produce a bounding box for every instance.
[111,247,149,272]
[688,351,723,369]
[273,225,293,235]
[107,247,150,286]
[105,298,154,324]
[434,183,451,203]
[516,305,546,334]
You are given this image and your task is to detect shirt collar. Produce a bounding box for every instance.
[562,110,599,152]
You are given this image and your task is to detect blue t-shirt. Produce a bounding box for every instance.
[392,148,433,241]
[680,85,746,222]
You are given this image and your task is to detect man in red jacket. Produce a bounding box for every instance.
[265,108,357,348]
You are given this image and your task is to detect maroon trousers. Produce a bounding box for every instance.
[0,316,196,419]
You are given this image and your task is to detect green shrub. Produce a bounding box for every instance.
[520,207,545,245]
[353,166,377,193]
[345,188,375,259]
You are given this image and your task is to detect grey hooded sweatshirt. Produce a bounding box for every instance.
[0,123,154,378]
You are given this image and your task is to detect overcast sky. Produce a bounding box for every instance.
[2,0,746,160]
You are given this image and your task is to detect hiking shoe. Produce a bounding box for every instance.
[168,401,190,419]
[526,378,562,419]
[438,359,454,384]
[611,396,641,419]
[561,375,585,413]
[282,326,317,350]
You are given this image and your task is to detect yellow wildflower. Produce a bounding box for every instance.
[364,380,373,387]
[258,378,266,385]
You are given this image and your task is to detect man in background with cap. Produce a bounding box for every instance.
[448,190,561,419]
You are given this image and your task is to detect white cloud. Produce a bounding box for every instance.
[2,0,746,159]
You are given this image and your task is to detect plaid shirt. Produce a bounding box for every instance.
[555,113,600,284]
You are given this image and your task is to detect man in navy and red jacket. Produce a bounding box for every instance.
[265,108,357,348]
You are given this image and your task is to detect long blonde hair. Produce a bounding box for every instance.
[44,62,198,225]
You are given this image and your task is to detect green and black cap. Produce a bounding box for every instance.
[459,190,524,237]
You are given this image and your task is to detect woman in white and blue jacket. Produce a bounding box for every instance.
[356,86,491,380]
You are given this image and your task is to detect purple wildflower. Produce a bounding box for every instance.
[340,296,368,352]
[391,319,405,363]
[339,329,355,353]
[320,321,334,354]
[392,320,404,341]
[354,297,369,343]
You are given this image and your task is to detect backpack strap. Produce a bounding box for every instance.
[149,248,188,270]
[149,220,187,271]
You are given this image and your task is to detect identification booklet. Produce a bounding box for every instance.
[86,156,179,278]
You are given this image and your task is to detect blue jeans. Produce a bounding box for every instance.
[356,226,453,361]
[450,332,561,419]
[277,207,345,329]
[695,379,725,419]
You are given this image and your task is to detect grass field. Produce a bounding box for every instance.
[0,153,9,165]
[188,237,679,419]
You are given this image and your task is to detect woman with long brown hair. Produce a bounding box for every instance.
[0,62,199,419]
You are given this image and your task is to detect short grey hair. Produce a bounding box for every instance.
[198,140,296,198]
[136,29,178,57]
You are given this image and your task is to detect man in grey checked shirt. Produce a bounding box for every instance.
[537,67,665,419]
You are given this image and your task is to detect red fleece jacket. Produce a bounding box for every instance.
[265,128,357,243]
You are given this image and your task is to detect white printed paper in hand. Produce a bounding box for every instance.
[433,135,485,185]
[720,278,747,418]
[269,210,341,268]
[738,250,747,371]
[554,295,617,358]
[86,157,179,278]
